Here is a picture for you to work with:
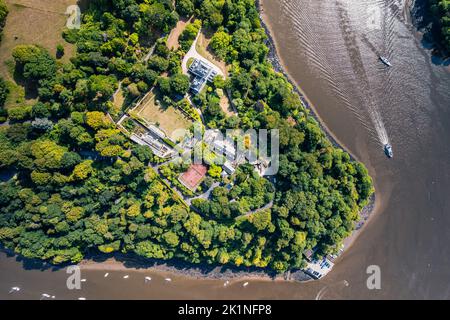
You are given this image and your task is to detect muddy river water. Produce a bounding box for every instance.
[1,0,450,299]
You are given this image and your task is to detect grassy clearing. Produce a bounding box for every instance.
[196,30,228,77]
[111,84,127,118]
[0,0,77,108]
[166,17,192,51]
[133,90,192,138]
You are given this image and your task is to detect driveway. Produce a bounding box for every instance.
[181,33,225,78]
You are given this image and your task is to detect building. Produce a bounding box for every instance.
[148,124,166,140]
[213,139,236,160]
[304,257,335,280]
[188,59,218,94]
[302,247,338,280]
[130,134,174,159]
[223,161,236,175]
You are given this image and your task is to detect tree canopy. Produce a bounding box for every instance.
[0,0,374,273]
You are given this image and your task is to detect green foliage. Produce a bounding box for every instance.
[430,0,450,52]
[12,45,57,82]
[0,0,374,275]
[179,19,201,51]
[169,74,190,96]
[7,105,32,122]
[0,0,8,38]
[176,0,194,17]
[0,76,8,108]
[210,30,232,60]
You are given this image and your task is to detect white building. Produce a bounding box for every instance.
[304,257,335,280]
[188,59,218,94]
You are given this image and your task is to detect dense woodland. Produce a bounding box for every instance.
[0,0,8,121]
[430,0,450,53]
[0,0,374,273]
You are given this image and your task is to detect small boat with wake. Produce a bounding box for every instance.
[384,144,393,158]
[379,56,392,67]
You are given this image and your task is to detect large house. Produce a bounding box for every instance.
[188,59,218,94]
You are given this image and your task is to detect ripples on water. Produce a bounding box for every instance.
[2,0,450,300]
[279,0,413,147]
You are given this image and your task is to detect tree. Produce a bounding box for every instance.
[87,75,117,102]
[0,76,8,108]
[56,44,65,58]
[0,0,8,35]
[61,152,82,170]
[31,118,53,132]
[169,74,190,96]
[148,56,169,72]
[179,20,201,51]
[7,106,32,122]
[32,102,50,118]
[31,139,66,171]
[70,160,94,181]
[210,31,231,60]
[157,77,171,95]
[12,45,57,81]
[163,231,180,247]
[208,164,222,179]
[176,0,194,17]
[86,111,109,130]
[248,209,273,232]
[134,241,166,259]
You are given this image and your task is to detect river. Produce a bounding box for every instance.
[1,0,450,300]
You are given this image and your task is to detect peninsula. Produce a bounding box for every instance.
[0,0,374,280]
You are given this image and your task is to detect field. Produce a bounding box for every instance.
[133,90,192,138]
[0,0,77,108]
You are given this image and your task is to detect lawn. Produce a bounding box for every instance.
[0,0,77,108]
[132,90,192,139]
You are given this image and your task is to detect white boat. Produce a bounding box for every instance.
[379,56,392,67]
[9,287,20,294]
[104,273,109,278]
[243,282,249,287]
[81,279,87,282]
[123,275,129,279]
[78,297,87,300]
[145,276,152,282]
[384,144,393,158]
[164,278,172,282]
[40,293,54,300]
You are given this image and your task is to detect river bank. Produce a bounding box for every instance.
[257,0,378,258]
[409,0,450,63]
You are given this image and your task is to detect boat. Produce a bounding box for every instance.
[379,56,392,67]
[384,144,393,158]
[9,287,20,294]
